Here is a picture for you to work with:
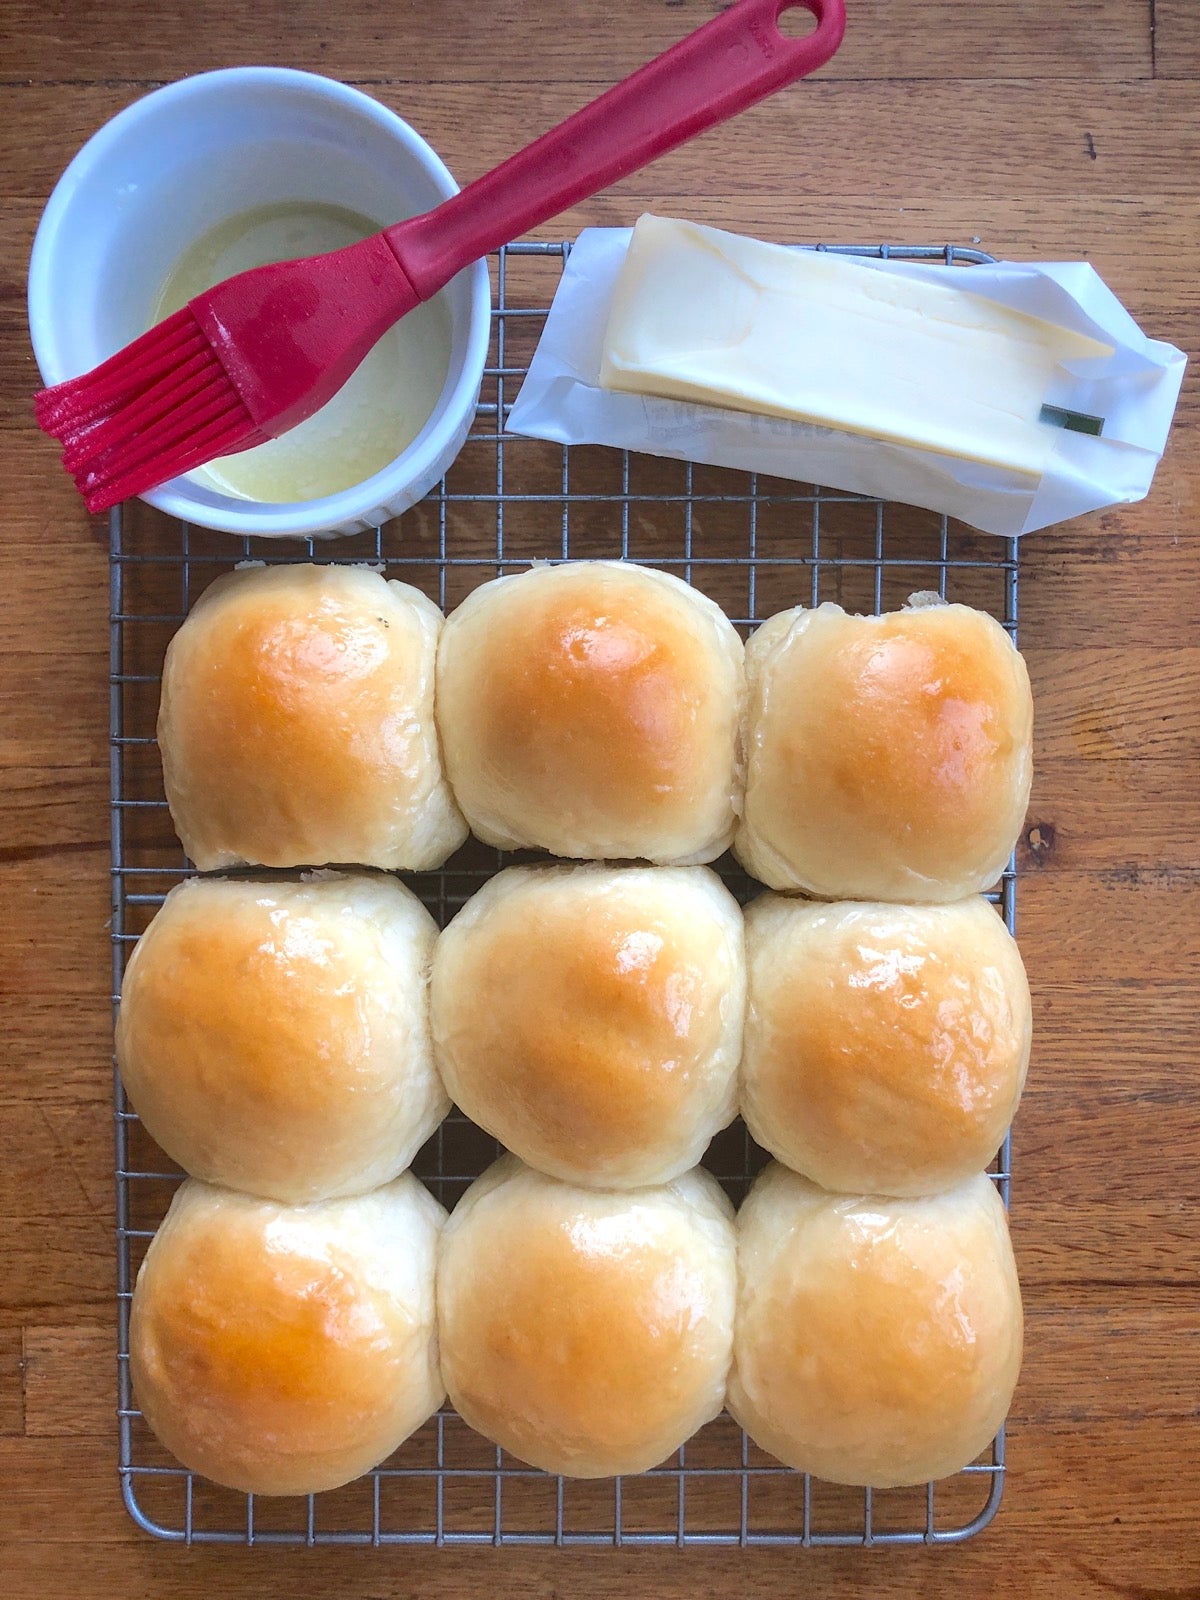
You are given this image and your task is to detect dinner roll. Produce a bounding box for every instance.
[438,1158,736,1477]
[431,864,743,1186]
[158,563,466,870]
[116,872,447,1203]
[130,1174,445,1496]
[743,895,1030,1196]
[735,596,1033,900]
[436,561,745,862]
[729,1165,1022,1487]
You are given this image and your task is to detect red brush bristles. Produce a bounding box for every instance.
[34,309,212,434]
[60,360,235,472]
[34,307,263,514]
[79,412,267,512]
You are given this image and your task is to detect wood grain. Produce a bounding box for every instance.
[0,1,1153,85]
[2,0,1198,1593]
[0,1329,25,1436]
[4,79,1198,211]
[22,1327,112,1437]
[1156,1,1200,78]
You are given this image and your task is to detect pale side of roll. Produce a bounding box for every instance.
[438,1157,736,1477]
[436,560,745,863]
[734,597,1033,900]
[157,563,467,871]
[116,872,448,1204]
[130,1175,446,1496]
[742,894,1031,1196]
[729,1165,1023,1488]
[431,863,743,1187]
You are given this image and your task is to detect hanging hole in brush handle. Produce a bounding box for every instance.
[776,1,822,40]
[388,0,847,299]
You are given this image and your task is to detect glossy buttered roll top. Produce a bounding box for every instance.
[116,872,448,1204]
[437,1157,737,1478]
[129,1175,446,1496]
[729,1164,1023,1488]
[735,596,1033,900]
[435,560,746,863]
[431,864,744,1187]
[742,894,1031,1196]
[157,563,466,871]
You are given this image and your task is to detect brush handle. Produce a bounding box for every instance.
[385,0,844,299]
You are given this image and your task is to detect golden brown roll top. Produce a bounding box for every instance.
[129,1174,446,1496]
[116,872,447,1204]
[437,1157,737,1478]
[436,560,745,862]
[729,1164,1023,1488]
[742,894,1030,1196]
[157,563,467,871]
[735,597,1033,900]
[431,864,743,1187]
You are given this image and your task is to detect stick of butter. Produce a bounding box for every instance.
[599,216,1113,479]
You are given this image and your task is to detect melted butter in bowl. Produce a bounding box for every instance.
[153,201,451,504]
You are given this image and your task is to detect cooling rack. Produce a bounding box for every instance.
[111,240,1017,1547]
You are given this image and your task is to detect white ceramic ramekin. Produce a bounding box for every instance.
[28,67,491,538]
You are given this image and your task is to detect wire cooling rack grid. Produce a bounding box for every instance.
[111,240,1017,1547]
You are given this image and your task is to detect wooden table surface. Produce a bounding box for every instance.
[2,1,1197,1595]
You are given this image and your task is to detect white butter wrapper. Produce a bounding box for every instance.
[506,228,1186,538]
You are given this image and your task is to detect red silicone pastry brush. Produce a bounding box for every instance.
[35,0,845,513]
